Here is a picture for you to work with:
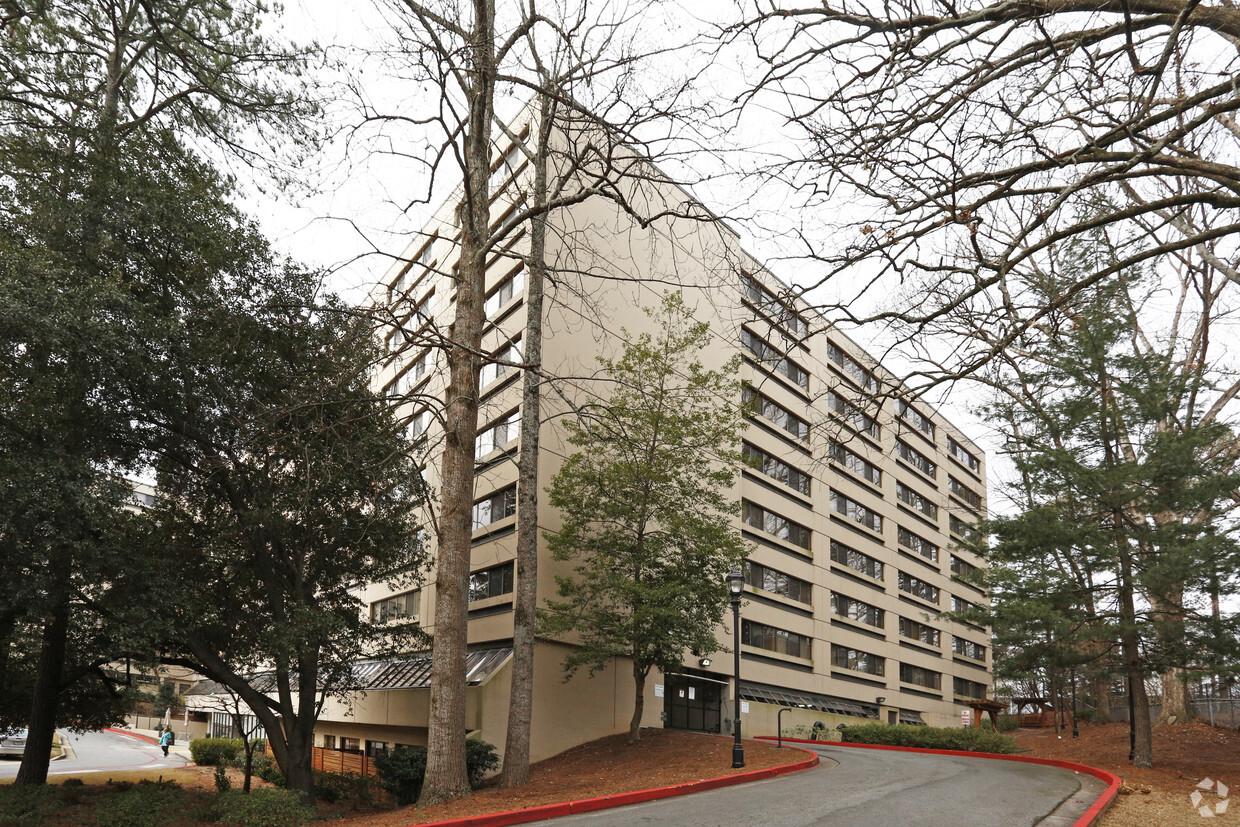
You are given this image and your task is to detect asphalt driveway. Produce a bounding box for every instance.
[527,743,1107,826]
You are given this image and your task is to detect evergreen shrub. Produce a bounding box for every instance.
[838,723,1018,754]
[190,737,243,766]
[212,788,314,827]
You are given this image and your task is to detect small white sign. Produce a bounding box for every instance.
[741,701,750,714]
[654,684,664,698]
[688,687,696,700]
[961,709,972,726]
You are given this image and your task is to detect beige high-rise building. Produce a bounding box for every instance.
[313,121,992,764]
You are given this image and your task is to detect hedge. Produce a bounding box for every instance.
[837,722,1019,754]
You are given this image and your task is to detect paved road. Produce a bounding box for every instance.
[0,729,188,779]
[529,744,1102,827]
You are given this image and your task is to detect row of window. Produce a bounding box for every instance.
[897,526,939,563]
[472,485,516,530]
[742,500,812,550]
[741,329,809,390]
[826,390,881,439]
[743,386,810,440]
[476,410,519,456]
[896,481,937,520]
[829,441,882,486]
[742,274,809,339]
[479,338,522,388]
[826,341,878,393]
[743,442,811,494]
[895,439,935,478]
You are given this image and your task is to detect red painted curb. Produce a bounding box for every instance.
[104,727,158,744]
[762,737,1123,827]
[418,743,819,826]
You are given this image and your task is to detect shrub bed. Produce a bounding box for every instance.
[212,788,315,827]
[190,737,243,766]
[374,738,499,805]
[838,723,1019,754]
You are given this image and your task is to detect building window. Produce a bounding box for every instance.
[897,526,939,562]
[949,514,978,540]
[829,441,881,486]
[898,399,936,440]
[951,595,980,615]
[742,274,808,339]
[479,338,522,387]
[826,341,878,393]
[899,663,942,690]
[898,571,940,604]
[370,590,420,623]
[950,555,981,582]
[469,561,514,602]
[472,485,516,530]
[366,740,389,758]
[341,737,361,753]
[742,619,812,658]
[829,490,882,533]
[954,636,987,660]
[954,677,988,700]
[322,735,336,750]
[949,476,983,511]
[484,268,525,318]
[742,501,812,549]
[744,560,813,604]
[742,442,810,494]
[741,329,809,390]
[895,440,935,479]
[831,593,884,628]
[831,644,885,676]
[896,481,938,520]
[477,410,520,455]
[490,143,523,192]
[743,386,809,440]
[948,436,980,473]
[899,616,940,647]
[826,390,880,439]
[830,540,883,581]
[406,409,431,440]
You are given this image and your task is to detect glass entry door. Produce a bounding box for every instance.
[664,673,723,733]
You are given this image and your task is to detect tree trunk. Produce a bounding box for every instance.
[500,97,551,791]
[1156,667,1192,725]
[15,597,69,786]
[418,0,496,806]
[1117,542,1154,768]
[629,662,646,743]
[1093,675,1112,723]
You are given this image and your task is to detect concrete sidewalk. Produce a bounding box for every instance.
[109,726,195,762]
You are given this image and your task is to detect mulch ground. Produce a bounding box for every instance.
[1015,722,1240,826]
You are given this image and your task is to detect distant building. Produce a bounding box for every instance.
[312,117,992,763]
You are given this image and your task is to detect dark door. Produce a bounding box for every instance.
[664,674,722,733]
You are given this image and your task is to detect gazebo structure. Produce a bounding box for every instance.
[967,699,1007,729]
[1011,697,1056,728]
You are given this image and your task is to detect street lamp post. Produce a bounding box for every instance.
[1071,668,1079,739]
[727,568,745,769]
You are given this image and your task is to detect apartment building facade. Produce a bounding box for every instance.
[312,124,992,764]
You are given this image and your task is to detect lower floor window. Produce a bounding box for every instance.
[899,663,941,689]
[831,644,885,677]
[954,677,988,699]
[741,619,812,658]
[469,561,514,602]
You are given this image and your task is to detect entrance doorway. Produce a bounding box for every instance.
[664,673,723,733]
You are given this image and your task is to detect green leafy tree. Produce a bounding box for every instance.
[145,264,428,802]
[540,293,748,742]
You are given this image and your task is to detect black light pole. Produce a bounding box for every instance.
[777,707,795,749]
[1127,674,1136,762]
[728,568,745,769]
[1071,667,1079,739]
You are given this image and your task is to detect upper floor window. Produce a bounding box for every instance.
[953,636,987,660]
[472,485,516,530]
[899,616,940,647]
[896,481,938,520]
[742,500,811,550]
[484,268,525,318]
[370,590,420,623]
[744,560,813,604]
[741,275,808,339]
[949,476,983,511]
[742,442,811,495]
[406,409,431,440]
[831,592,884,628]
[895,440,936,479]
[898,571,940,604]
[898,526,939,562]
[948,436,981,473]
[469,561,514,601]
[742,619,812,658]
[950,554,982,582]
[413,292,435,324]
[489,143,524,192]
[831,644,885,676]
[476,410,520,456]
[741,329,809,390]
[830,540,883,581]
[829,441,882,486]
[951,594,980,615]
[743,386,809,440]
[826,390,880,439]
[898,399,936,441]
[949,514,979,541]
[826,341,879,393]
[480,338,522,388]
[829,490,882,533]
